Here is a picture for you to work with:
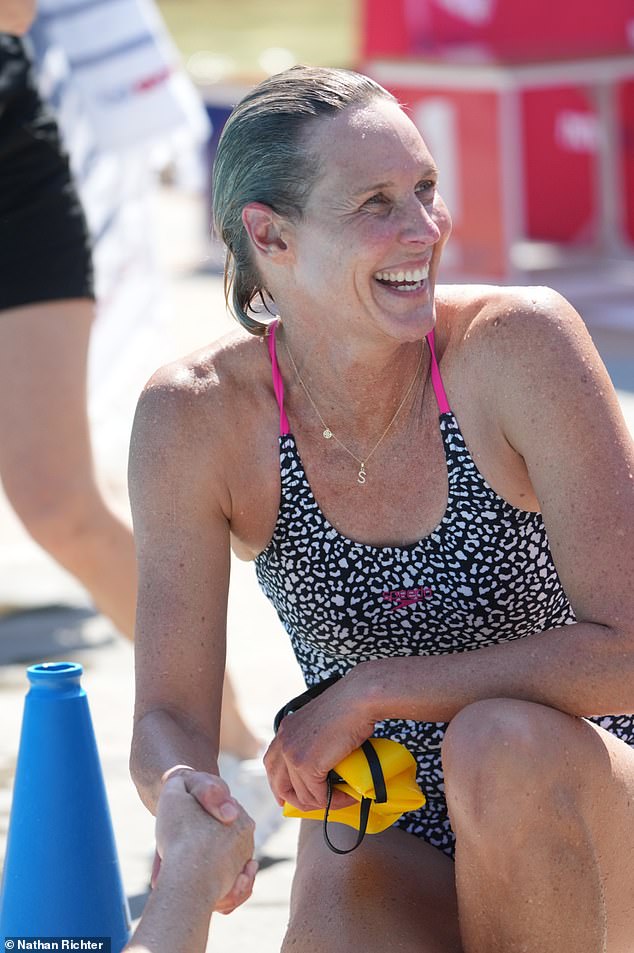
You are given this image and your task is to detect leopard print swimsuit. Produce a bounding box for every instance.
[254,320,634,857]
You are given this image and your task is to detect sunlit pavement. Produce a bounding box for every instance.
[0,185,632,952]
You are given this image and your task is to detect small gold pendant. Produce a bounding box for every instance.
[357,464,367,485]
[323,428,333,439]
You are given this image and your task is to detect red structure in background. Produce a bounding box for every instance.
[521,86,597,244]
[362,0,634,63]
[362,0,410,60]
[361,1,634,281]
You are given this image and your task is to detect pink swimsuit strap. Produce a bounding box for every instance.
[267,320,291,435]
[426,327,451,414]
[267,318,451,436]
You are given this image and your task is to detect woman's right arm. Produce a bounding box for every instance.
[128,364,233,815]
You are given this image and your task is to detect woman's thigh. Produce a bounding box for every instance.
[283,820,463,953]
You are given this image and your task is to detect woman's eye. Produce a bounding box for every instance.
[415,180,436,199]
[416,179,436,202]
[363,193,389,208]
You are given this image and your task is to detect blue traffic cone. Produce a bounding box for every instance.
[0,662,131,951]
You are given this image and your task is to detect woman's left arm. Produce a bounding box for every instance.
[266,288,634,810]
[366,288,634,722]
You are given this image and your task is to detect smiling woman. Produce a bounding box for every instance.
[129,66,634,953]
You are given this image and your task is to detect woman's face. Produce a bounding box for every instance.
[285,96,452,345]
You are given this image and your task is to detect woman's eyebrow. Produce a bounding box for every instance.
[351,168,439,198]
[351,180,393,197]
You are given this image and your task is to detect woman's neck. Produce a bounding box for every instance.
[276,320,430,444]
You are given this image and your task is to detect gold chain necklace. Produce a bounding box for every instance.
[283,337,425,486]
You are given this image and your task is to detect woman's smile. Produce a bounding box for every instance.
[373,261,431,294]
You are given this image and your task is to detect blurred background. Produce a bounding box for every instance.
[1,2,633,950]
[163,0,634,308]
[158,0,357,72]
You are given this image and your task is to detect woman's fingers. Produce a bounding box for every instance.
[327,788,358,811]
[265,672,379,812]
[264,738,318,809]
[184,771,241,823]
[154,776,257,914]
[214,858,259,915]
[265,735,334,811]
[278,772,326,811]
[268,755,362,813]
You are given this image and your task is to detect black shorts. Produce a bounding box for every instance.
[0,42,94,311]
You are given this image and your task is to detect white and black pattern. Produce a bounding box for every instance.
[255,412,634,858]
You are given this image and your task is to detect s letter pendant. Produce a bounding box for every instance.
[357,464,367,485]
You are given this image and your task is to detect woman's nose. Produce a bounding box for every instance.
[399,197,442,245]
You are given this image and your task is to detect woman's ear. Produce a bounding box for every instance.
[242,203,289,258]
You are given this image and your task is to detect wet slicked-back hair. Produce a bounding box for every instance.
[212,65,396,335]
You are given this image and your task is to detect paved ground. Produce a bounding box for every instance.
[0,185,632,952]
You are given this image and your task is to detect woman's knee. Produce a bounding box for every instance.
[442,698,589,838]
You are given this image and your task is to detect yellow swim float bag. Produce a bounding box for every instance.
[274,677,426,854]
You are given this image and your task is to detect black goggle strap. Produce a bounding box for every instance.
[361,739,387,803]
[322,739,387,855]
[273,675,341,733]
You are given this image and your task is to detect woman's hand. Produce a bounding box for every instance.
[264,668,378,812]
[153,771,257,915]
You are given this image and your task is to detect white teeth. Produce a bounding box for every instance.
[375,265,429,283]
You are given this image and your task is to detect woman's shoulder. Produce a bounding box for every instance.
[139,327,270,414]
[131,326,275,459]
[129,324,282,530]
[438,282,574,328]
[436,284,612,444]
[437,283,586,365]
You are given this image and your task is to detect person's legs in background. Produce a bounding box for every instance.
[0,299,137,634]
[0,33,267,801]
